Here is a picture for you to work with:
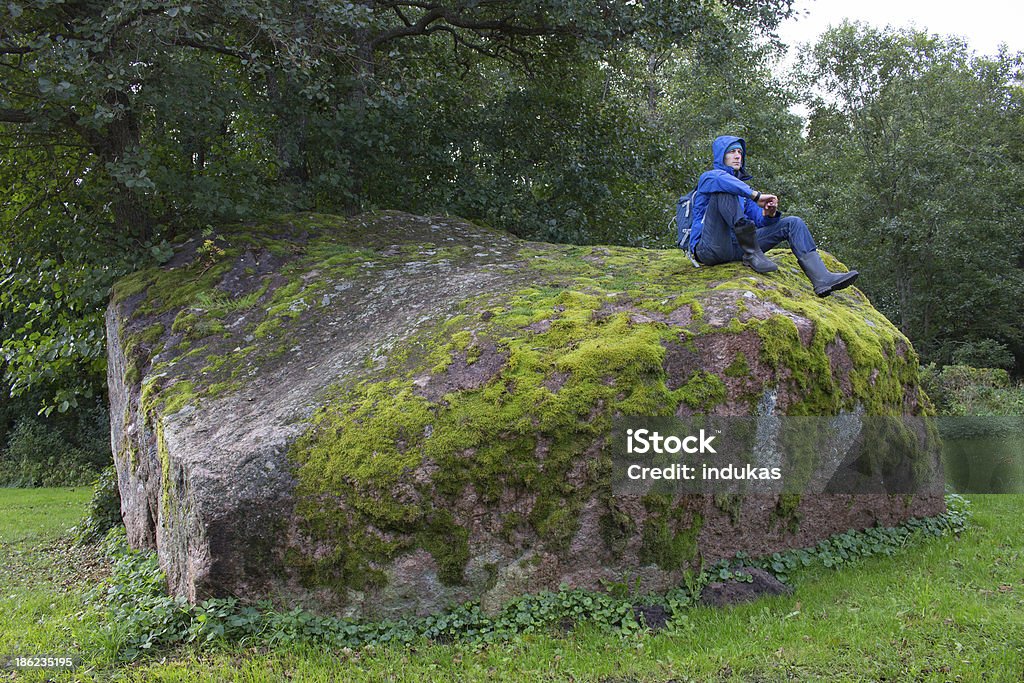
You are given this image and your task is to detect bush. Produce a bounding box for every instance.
[919,363,1023,416]
[920,365,1024,492]
[73,465,124,544]
[950,339,1016,370]
[0,400,111,487]
[0,419,95,486]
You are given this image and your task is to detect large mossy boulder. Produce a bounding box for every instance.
[107,212,943,617]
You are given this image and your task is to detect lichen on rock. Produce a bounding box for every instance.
[107,211,944,617]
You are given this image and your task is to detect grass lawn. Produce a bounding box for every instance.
[1,488,1021,682]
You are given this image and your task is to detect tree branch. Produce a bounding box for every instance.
[370,5,573,51]
[170,36,255,62]
[0,108,33,124]
[425,23,532,70]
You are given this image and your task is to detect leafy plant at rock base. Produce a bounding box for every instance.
[72,465,124,544]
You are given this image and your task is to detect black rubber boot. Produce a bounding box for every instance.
[734,221,778,274]
[797,250,859,297]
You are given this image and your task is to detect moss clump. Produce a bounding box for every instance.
[530,500,580,551]
[856,415,935,487]
[638,494,702,570]
[756,314,841,415]
[292,523,393,592]
[429,327,474,374]
[415,510,471,585]
[121,322,166,386]
[207,380,242,397]
[171,310,227,342]
[295,379,434,521]
[139,322,165,346]
[123,354,144,387]
[498,512,527,544]
[714,493,743,525]
[111,270,152,302]
[162,381,198,416]
[750,255,920,416]
[724,351,751,378]
[156,420,173,517]
[465,343,483,365]
[193,284,268,317]
[253,317,283,339]
[676,371,728,411]
[599,500,637,558]
[774,493,802,533]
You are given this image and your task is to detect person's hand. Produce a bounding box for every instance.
[755,193,777,209]
[763,196,779,217]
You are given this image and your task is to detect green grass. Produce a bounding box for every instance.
[1,489,1022,681]
[0,486,92,542]
[0,487,105,681]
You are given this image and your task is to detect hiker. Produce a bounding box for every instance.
[689,135,858,297]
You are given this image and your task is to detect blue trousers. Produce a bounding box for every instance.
[694,192,817,266]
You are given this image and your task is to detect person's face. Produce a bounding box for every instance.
[724,147,743,170]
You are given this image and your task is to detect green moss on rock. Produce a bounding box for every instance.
[415,510,471,585]
[774,493,802,533]
[638,494,702,569]
[724,351,751,378]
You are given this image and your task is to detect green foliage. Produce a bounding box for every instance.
[950,339,1016,370]
[639,495,702,569]
[0,256,139,416]
[91,528,195,661]
[0,400,111,486]
[918,365,1024,493]
[795,23,1024,373]
[657,31,805,201]
[919,363,1024,416]
[371,56,677,246]
[72,465,124,544]
[1,0,799,415]
[88,495,970,662]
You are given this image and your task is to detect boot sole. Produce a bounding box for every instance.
[741,259,778,274]
[815,272,859,297]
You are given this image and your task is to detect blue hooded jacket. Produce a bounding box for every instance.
[689,135,780,250]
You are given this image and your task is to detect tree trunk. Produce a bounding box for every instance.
[91,91,152,242]
[645,52,663,115]
[896,272,912,336]
[265,70,310,189]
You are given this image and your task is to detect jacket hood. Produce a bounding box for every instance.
[712,135,752,181]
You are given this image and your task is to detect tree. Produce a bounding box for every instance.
[795,23,1024,372]
[1,0,798,412]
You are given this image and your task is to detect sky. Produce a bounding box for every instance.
[775,0,1024,58]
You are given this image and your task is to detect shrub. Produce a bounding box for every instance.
[950,339,1015,370]
[73,465,124,544]
[0,419,96,486]
[919,363,1023,416]
[0,400,111,487]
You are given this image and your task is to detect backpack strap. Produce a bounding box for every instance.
[673,189,702,267]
